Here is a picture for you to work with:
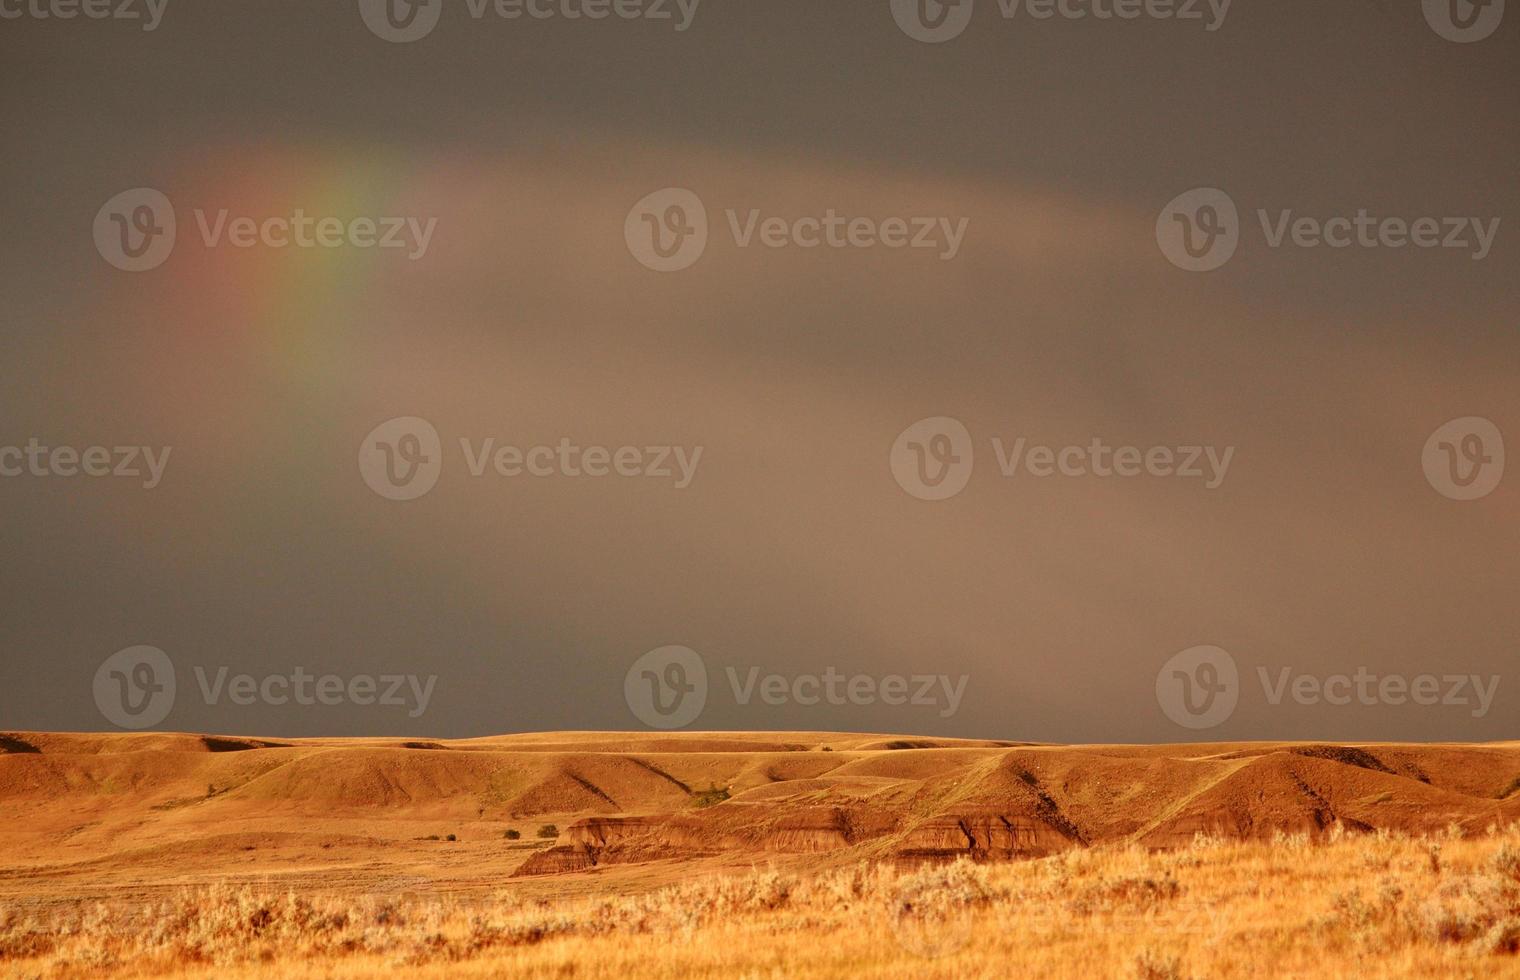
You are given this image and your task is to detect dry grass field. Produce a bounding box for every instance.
[7,830,1520,978]
[4,732,1520,978]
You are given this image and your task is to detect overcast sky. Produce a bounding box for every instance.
[1,0,1515,742]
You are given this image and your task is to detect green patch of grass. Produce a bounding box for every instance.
[692,784,731,808]
[476,768,532,808]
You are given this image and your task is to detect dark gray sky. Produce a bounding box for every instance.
[1,0,1516,742]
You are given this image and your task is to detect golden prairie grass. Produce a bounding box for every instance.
[5,825,1520,979]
